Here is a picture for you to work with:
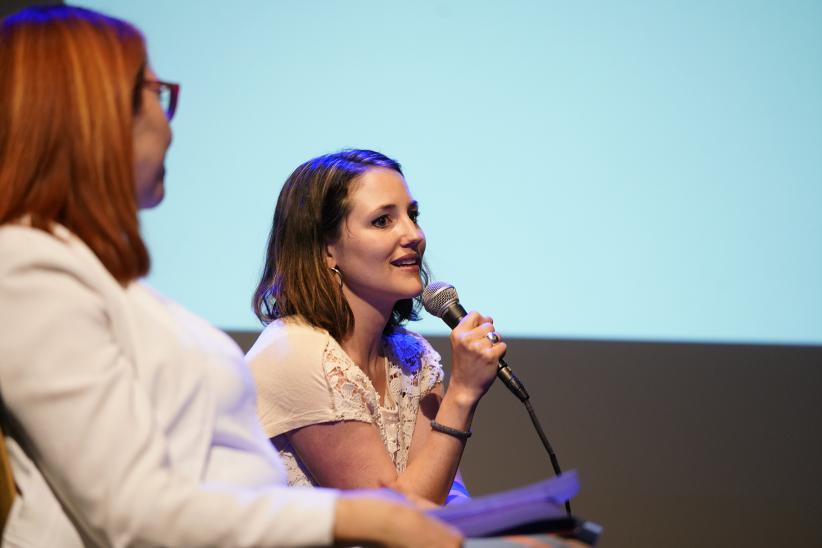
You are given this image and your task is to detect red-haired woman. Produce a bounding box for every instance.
[0,6,459,547]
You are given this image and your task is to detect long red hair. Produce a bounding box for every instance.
[0,6,150,283]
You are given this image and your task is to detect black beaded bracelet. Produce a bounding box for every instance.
[430,420,472,440]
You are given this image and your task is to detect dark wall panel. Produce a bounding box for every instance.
[0,0,62,19]
[229,331,822,548]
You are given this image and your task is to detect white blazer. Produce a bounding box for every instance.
[0,224,337,547]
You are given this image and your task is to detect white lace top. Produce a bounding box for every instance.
[246,317,444,486]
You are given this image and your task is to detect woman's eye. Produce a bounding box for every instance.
[409,210,420,224]
[372,215,390,228]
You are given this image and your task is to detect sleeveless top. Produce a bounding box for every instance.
[246,317,444,486]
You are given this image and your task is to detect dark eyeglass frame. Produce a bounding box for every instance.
[143,79,180,120]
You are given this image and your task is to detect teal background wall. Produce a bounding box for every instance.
[78,0,822,344]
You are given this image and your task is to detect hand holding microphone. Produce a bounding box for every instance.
[447,311,507,405]
[423,280,570,515]
[423,281,530,402]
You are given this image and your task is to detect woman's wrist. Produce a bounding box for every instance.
[433,387,479,436]
[443,383,483,410]
[333,495,394,545]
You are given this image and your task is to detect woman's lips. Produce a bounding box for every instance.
[391,256,421,272]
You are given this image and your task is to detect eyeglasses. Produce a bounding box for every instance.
[143,79,180,120]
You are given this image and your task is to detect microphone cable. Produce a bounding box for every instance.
[500,356,570,516]
[525,399,570,516]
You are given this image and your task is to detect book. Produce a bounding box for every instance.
[429,470,588,539]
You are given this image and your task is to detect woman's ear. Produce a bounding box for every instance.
[324,242,337,269]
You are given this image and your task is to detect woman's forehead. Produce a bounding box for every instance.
[348,168,413,211]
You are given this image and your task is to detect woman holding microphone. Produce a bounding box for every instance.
[249,149,506,505]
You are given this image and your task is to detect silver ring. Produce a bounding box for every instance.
[486,331,501,345]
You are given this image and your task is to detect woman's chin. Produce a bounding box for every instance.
[400,280,424,300]
[138,182,165,210]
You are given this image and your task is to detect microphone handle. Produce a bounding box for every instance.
[441,302,530,402]
[498,357,530,402]
[440,302,466,329]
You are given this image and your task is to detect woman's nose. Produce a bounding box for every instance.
[400,216,424,248]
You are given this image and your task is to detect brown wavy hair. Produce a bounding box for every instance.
[0,6,150,284]
[253,149,430,341]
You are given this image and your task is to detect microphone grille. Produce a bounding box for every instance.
[422,281,459,318]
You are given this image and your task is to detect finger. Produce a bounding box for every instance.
[472,323,504,346]
[454,310,481,332]
[468,322,494,341]
[483,341,507,361]
[463,328,503,353]
[484,330,503,345]
[475,314,494,326]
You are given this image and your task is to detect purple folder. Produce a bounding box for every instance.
[429,471,579,537]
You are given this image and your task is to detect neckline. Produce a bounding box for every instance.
[328,335,396,410]
[380,355,398,411]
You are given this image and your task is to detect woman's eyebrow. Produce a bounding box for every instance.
[368,203,398,213]
[366,200,417,214]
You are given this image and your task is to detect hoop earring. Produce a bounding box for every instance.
[330,266,343,288]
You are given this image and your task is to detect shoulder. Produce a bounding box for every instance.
[383,326,442,375]
[246,317,346,436]
[0,223,122,306]
[0,224,133,392]
[0,223,90,274]
[246,316,332,377]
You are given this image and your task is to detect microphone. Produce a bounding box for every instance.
[422,281,530,402]
[422,281,572,516]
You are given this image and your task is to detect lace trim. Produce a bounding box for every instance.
[323,337,384,433]
[277,327,444,485]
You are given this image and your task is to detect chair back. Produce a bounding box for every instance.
[0,426,15,534]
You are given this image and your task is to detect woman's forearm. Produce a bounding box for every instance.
[393,387,479,504]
